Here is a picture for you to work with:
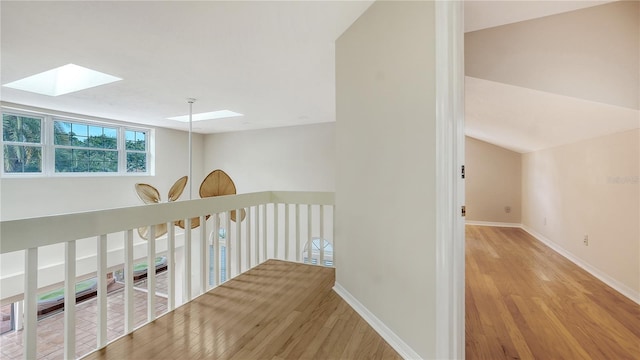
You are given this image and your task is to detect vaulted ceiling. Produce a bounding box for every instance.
[465,0,639,153]
[1,1,637,153]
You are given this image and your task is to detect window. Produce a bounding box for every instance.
[1,109,151,176]
[2,113,43,173]
[125,130,147,173]
[54,120,118,173]
[302,237,333,266]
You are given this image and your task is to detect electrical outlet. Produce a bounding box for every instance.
[583,235,589,246]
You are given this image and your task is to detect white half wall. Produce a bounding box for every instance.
[522,129,640,299]
[336,1,437,358]
[203,123,335,193]
[1,121,206,299]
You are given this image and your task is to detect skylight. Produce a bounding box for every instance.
[2,64,121,96]
[168,110,244,122]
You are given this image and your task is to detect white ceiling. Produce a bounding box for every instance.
[0,1,373,133]
[1,0,636,154]
[465,77,639,153]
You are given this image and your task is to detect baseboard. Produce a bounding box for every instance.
[333,283,422,360]
[465,220,522,228]
[521,225,640,305]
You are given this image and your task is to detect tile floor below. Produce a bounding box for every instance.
[0,272,168,360]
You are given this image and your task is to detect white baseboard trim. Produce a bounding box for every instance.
[521,225,640,305]
[465,220,522,228]
[333,283,422,360]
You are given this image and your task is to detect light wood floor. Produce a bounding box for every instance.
[84,260,401,360]
[466,225,640,359]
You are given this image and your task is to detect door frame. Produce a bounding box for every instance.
[435,1,465,359]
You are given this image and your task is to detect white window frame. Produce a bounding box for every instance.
[302,237,333,266]
[123,128,150,174]
[1,109,152,177]
[52,118,120,174]
[0,111,45,176]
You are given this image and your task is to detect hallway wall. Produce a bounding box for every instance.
[465,136,521,223]
[521,129,639,301]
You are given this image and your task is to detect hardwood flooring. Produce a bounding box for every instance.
[84,260,401,360]
[466,225,640,359]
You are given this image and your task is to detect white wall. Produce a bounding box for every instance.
[522,129,640,300]
[203,122,335,193]
[466,1,639,110]
[336,1,436,358]
[465,136,522,223]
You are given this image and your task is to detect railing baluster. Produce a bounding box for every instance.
[225,211,231,282]
[124,230,134,332]
[320,205,325,266]
[147,226,156,322]
[213,214,220,286]
[23,247,37,360]
[274,203,279,259]
[262,204,267,261]
[285,204,290,261]
[167,223,176,311]
[1,191,338,360]
[246,207,251,268]
[15,301,23,333]
[254,206,259,266]
[236,208,241,275]
[200,216,207,294]
[295,204,301,262]
[64,240,76,360]
[184,218,192,302]
[97,234,107,348]
[307,205,313,264]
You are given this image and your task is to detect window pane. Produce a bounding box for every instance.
[72,148,89,172]
[105,151,118,172]
[104,127,117,139]
[89,125,103,137]
[74,135,88,147]
[3,114,41,143]
[55,148,73,172]
[127,152,146,172]
[91,134,112,149]
[71,123,88,137]
[3,145,42,173]
[54,121,72,145]
[54,121,71,135]
[126,130,146,151]
[125,130,135,143]
[56,149,118,173]
[102,129,117,149]
[75,125,118,149]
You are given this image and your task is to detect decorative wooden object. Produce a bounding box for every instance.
[134,176,188,240]
[134,171,246,238]
[199,169,246,222]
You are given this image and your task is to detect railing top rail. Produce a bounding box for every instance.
[0,191,334,254]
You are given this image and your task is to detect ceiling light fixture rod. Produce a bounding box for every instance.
[187,98,196,200]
